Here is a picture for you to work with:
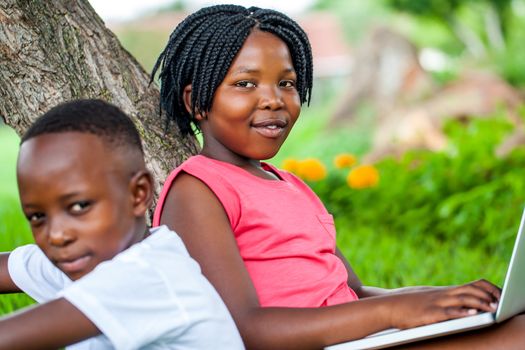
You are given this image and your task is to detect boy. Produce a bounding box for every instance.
[0,99,244,349]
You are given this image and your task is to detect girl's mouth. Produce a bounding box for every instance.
[252,119,287,139]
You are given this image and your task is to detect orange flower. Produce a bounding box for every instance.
[334,153,357,169]
[296,158,327,181]
[347,165,379,189]
[281,158,300,174]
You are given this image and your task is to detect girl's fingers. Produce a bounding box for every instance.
[449,283,498,304]
[443,306,481,319]
[471,279,501,299]
[441,292,497,313]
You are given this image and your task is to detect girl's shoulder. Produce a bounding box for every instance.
[153,155,242,226]
[180,155,241,174]
[162,155,232,182]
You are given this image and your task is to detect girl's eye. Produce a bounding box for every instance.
[235,81,256,88]
[70,201,91,214]
[27,212,45,224]
[280,80,296,88]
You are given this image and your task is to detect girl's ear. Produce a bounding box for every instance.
[183,84,193,114]
[183,84,206,121]
[129,170,154,217]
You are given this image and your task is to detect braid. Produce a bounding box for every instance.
[198,19,253,110]
[253,8,313,105]
[191,14,248,115]
[151,4,314,136]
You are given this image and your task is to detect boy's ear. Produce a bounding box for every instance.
[129,170,154,217]
[183,84,206,121]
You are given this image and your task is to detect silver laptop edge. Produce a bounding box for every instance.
[326,313,494,350]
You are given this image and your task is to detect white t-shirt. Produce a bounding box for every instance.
[8,225,244,350]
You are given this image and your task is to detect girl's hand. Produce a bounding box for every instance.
[388,279,500,329]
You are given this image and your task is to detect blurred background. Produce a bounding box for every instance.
[2,0,525,312]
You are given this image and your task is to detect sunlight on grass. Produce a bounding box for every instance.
[337,224,510,289]
[0,126,35,315]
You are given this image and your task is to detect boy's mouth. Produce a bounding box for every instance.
[56,255,91,274]
[251,119,287,138]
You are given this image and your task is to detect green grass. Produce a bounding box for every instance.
[0,126,35,314]
[337,226,510,288]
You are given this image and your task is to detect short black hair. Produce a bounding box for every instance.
[21,99,143,154]
[151,4,313,136]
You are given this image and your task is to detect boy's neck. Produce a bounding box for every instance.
[142,226,152,239]
[129,219,150,245]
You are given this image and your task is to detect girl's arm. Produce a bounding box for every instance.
[0,253,21,293]
[160,173,499,350]
[0,297,100,350]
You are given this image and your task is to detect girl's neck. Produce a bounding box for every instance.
[200,148,279,181]
[200,144,258,166]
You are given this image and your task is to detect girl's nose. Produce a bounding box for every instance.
[258,87,284,110]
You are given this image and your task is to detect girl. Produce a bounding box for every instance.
[152,4,525,349]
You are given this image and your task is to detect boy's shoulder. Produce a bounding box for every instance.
[116,225,191,263]
[8,243,72,303]
[59,225,243,349]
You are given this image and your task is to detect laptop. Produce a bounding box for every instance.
[325,207,525,350]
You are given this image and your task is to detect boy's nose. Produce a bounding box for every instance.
[48,228,74,247]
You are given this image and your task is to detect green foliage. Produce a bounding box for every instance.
[311,0,390,44]
[313,0,525,86]
[156,0,187,13]
[382,0,525,86]
[306,112,524,288]
[0,127,35,314]
[429,66,460,85]
[490,10,525,88]
[385,0,461,19]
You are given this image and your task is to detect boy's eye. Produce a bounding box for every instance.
[70,201,91,214]
[235,81,256,88]
[26,212,45,225]
[280,80,296,88]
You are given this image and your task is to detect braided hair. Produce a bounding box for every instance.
[151,4,313,136]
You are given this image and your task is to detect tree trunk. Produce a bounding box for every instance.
[0,0,199,201]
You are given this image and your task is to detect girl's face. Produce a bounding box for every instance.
[197,29,301,163]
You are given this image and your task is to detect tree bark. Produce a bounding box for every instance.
[0,0,199,201]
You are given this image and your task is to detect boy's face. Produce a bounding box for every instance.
[17,132,149,281]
